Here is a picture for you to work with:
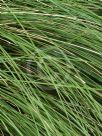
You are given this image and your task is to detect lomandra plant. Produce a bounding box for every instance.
[0,0,102,136]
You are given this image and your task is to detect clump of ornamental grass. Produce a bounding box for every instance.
[0,0,102,136]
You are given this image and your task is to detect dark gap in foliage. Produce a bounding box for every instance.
[0,128,10,136]
[91,91,102,105]
[1,121,19,136]
[94,9,102,16]
[6,100,25,114]
[39,86,58,98]
[84,72,102,86]
[0,36,22,56]
[7,24,22,29]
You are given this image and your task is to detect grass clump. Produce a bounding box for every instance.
[0,0,102,136]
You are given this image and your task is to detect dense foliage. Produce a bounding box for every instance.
[0,0,102,136]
